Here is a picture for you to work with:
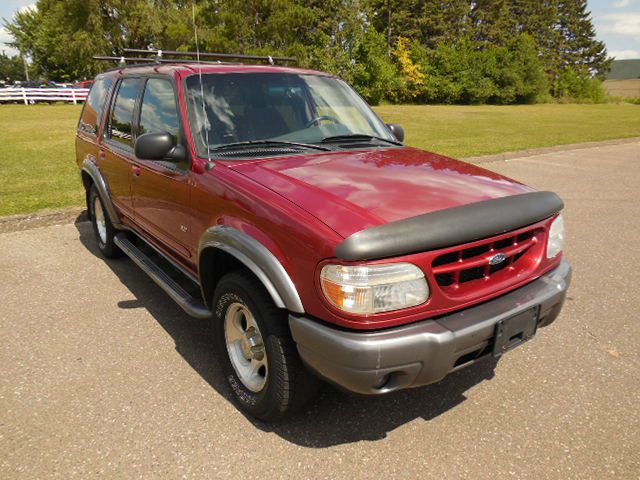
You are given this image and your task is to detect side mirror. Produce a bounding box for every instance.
[386,123,405,143]
[135,132,186,162]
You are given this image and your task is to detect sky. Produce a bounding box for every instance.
[1,0,639,60]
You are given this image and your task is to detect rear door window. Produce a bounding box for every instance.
[78,77,112,136]
[107,78,143,149]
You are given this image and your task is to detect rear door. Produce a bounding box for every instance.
[75,76,112,169]
[101,77,144,219]
[131,76,193,263]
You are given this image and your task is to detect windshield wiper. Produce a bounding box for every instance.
[211,140,331,152]
[320,134,402,146]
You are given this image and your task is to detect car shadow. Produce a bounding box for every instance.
[75,216,498,448]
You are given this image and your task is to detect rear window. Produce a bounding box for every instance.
[107,78,143,149]
[78,77,112,136]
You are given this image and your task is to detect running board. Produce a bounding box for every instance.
[114,233,212,319]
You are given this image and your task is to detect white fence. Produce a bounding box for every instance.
[0,88,90,105]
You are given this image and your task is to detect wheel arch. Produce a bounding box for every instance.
[198,226,304,314]
[81,159,122,228]
[81,170,94,219]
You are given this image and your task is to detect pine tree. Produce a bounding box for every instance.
[510,0,563,89]
[556,0,611,76]
[370,0,420,54]
[419,0,471,49]
[370,0,471,53]
[470,0,517,47]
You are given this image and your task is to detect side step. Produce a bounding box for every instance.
[114,233,212,319]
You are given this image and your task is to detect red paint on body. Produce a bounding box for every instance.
[77,63,562,330]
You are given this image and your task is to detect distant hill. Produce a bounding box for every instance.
[607,59,640,80]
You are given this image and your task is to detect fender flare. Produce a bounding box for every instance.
[198,226,305,314]
[81,159,123,228]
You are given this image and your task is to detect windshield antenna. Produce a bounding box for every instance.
[192,1,211,160]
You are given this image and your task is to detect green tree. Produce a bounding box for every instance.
[509,0,563,86]
[0,52,26,82]
[509,0,609,98]
[4,0,192,81]
[556,0,611,76]
[370,0,472,52]
[2,0,611,102]
[338,29,397,105]
[487,34,549,104]
[470,0,517,47]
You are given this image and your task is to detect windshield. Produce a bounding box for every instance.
[184,73,395,157]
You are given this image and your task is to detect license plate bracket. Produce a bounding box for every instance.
[493,307,539,358]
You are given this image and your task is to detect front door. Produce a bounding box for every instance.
[131,77,193,264]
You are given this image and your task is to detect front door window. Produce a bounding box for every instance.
[139,78,181,142]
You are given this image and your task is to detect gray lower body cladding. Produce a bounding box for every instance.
[289,260,571,395]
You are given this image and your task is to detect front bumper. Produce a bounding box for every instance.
[289,260,571,394]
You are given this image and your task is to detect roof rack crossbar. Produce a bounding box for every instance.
[92,56,239,66]
[122,48,296,65]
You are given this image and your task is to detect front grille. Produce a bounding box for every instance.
[432,228,542,293]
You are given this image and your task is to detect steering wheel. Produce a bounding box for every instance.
[305,115,342,128]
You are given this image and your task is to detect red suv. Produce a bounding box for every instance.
[76,60,571,421]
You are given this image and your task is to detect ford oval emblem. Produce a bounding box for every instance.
[489,253,507,265]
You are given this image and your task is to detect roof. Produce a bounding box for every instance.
[606,59,640,80]
[98,62,331,78]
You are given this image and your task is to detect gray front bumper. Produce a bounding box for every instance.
[289,260,571,395]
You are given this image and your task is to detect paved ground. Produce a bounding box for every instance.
[1,142,639,479]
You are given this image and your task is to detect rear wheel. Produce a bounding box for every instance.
[212,270,320,421]
[89,185,122,258]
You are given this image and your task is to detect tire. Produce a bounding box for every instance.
[88,185,122,259]
[212,270,320,421]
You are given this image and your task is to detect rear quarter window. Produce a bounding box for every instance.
[78,77,112,136]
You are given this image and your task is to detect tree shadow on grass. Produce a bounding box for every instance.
[76,217,498,448]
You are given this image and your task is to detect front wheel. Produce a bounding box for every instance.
[212,271,320,421]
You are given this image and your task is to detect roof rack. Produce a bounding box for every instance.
[93,49,297,67]
[92,55,237,68]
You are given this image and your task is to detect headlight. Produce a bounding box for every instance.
[320,263,428,315]
[546,214,565,258]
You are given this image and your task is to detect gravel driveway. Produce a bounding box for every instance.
[1,142,638,479]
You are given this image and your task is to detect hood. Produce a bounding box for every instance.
[228,147,533,238]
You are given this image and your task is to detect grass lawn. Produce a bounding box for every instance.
[375,103,640,158]
[1,103,639,217]
[1,104,84,217]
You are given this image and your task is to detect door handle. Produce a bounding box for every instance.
[132,165,141,177]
